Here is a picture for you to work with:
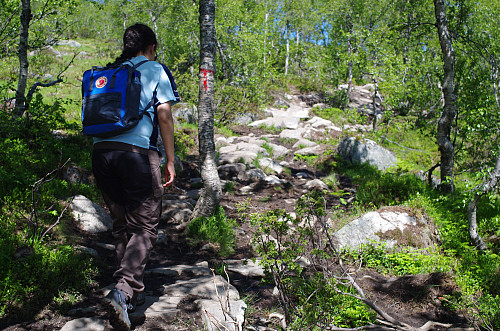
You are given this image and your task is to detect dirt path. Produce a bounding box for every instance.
[2,92,470,331]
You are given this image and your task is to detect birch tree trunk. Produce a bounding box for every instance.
[191,0,222,220]
[346,40,353,100]
[467,154,500,252]
[434,0,457,194]
[264,12,268,66]
[285,21,290,76]
[13,0,31,119]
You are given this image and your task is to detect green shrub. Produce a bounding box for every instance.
[290,274,376,330]
[344,243,454,276]
[0,216,97,321]
[250,206,376,329]
[338,162,429,207]
[186,207,236,257]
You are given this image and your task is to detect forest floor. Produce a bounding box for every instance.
[2,104,470,331]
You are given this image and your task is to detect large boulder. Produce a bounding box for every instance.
[333,208,438,250]
[172,103,197,124]
[338,137,397,171]
[71,195,113,233]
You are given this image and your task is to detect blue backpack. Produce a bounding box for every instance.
[81,60,153,138]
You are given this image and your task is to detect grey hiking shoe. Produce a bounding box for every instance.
[105,288,131,331]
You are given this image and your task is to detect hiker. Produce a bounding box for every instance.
[91,23,179,330]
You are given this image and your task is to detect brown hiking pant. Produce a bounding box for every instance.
[92,142,163,300]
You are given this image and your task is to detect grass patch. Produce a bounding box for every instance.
[186,207,237,257]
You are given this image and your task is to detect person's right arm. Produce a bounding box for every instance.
[157,101,175,187]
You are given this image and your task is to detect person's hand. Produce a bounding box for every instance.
[163,162,175,187]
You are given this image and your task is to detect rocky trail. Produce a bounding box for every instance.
[4,87,471,331]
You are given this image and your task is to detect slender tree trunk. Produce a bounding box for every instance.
[13,0,31,119]
[285,21,290,76]
[491,62,500,110]
[216,38,228,80]
[467,153,500,252]
[346,37,353,100]
[434,0,456,194]
[263,12,268,66]
[191,0,221,220]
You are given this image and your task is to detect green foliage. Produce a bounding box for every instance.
[294,154,320,165]
[0,94,92,202]
[337,161,429,207]
[345,243,454,276]
[0,216,97,320]
[250,202,376,328]
[0,91,98,322]
[215,124,237,137]
[215,83,259,126]
[174,124,197,159]
[186,207,237,257]
[313,106,364,125]
[290,274,376,330]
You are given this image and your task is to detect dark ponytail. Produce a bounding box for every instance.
[108,23,157,67]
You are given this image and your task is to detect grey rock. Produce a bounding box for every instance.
[258,158,284,174]
[333,210,438,249]
[218,150,258,165]
[75,245,98,257]
[56,40,82,48]
[279,128,307,140]
[218,163,246,179]
[234,113,257,125]
[220,142,269,156]
[295,172,310,179]
[239,185,254,194]
[264,175,286,186]
[198,299,247,331]
[238,168,266,182]
[161,208,192,224]
[215,136,230,148]
[70,195,113,233]
[338,137,397,171]
[162,199,194,211]
[269,106,309,119]
[295,145,323,156]
[224,258,265,277]
[129,295,182,324]
[274,98,290,108]
[265,142,289,158]
[95,242,115,251]
[293,139,317,149]
[146,265,212,277]
[304,179,329,190]
[233,136,265,146]
[60,317,105,331]
[172,102,197,124]
[249,117,301,130]
[63,165,88,185]
[306,116,333,128]
[162,275,240,300]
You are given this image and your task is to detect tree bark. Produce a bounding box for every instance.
[191,0,222,220]
[467,153,500,252]
[434,0,457,194]
[13,0,31,119]
[285,21,290,76]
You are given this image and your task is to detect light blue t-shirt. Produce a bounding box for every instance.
[94,55,178,149]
